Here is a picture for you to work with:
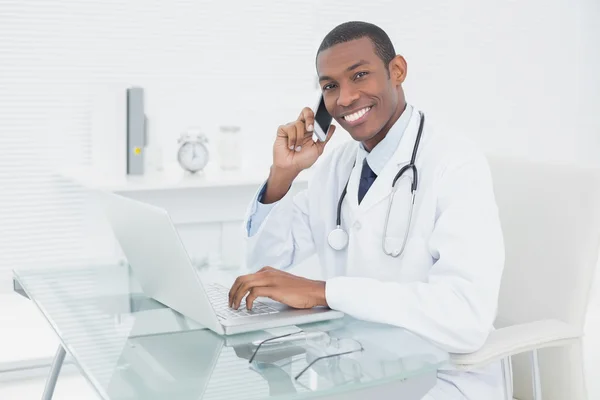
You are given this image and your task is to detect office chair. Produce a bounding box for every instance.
[451,155,600,400]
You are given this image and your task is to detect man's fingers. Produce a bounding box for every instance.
[246,287,273,310]
[278,107,315,152]
[317,124,336,154]
[232,275,272,309]
[278,124,297,152]
[228,275,247,307]
[293,121,305,152]
[299,107,315,133]
[230,267,277,306]
[303,128,315,140]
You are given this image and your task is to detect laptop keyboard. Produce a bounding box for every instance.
[205,283,280,320]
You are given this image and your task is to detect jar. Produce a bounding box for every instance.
[217,125,241,170]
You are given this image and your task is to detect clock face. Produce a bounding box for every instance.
[177,141,209,172]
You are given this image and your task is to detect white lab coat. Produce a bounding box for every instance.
[244,109,507,400]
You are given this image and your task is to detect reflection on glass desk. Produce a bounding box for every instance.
[13,264,450,400]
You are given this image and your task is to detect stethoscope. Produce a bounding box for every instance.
[327,111,425,257]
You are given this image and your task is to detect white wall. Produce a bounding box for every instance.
[309,1,600,167]
[85,1,600,174]
[7,0,592,175]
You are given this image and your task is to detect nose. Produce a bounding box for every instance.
[336,84,360,108]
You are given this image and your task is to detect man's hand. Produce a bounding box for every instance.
[273,107,336,174]
[228,267,328,310]
[261,108,336,204]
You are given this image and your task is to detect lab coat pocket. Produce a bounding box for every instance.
[391,236,431,282]
[360,235,427,283]
[382,182,414,255]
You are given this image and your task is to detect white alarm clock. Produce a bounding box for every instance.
[177,131,209,173]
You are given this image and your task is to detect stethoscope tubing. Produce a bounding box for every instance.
[330,112,425,257]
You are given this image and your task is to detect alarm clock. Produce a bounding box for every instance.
[177,131,209,173]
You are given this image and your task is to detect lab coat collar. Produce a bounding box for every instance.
[351,108,424,214]
[358,104,414,175]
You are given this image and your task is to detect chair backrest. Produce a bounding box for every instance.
[487,155,600,400]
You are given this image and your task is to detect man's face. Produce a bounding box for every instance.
[317,37,400,142]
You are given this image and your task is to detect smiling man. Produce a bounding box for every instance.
[228,21,506,399]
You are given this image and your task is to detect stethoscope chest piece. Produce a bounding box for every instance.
[327,226,349,251]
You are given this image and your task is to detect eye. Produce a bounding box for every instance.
[322,83,337,91]
[354,71,369,80]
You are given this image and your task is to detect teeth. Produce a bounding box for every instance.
[343,107,371,122]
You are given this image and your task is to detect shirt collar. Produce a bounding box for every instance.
[357,104,414,175]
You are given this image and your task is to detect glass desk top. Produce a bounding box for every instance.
[13,264,449,400]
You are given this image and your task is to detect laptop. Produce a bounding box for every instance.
[100,192,344,335]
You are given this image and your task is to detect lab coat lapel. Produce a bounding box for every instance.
[344,147,363,217]
[357,110,423,214]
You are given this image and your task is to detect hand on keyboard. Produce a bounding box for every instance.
[206,283,279,320]
[228,266,327,311]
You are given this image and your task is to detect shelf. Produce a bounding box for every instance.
[59,163,311,193]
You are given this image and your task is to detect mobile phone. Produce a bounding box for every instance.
[313,94,332,142]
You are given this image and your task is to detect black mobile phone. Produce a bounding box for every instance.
[313,94,332,142]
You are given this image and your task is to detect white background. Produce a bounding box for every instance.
[0,0,599,397]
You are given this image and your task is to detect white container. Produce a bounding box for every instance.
[217,125,241,170]
[144,119,164,172]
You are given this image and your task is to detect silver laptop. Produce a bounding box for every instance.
[100,192,344,335]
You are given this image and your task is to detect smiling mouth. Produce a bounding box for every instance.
[342,106,372,125]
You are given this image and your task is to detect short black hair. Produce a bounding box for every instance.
[317,21,396,68]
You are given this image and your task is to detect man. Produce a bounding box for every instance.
[228,21,506,399]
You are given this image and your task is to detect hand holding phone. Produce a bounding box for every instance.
[272,101,336,173]
[264,98,336,204]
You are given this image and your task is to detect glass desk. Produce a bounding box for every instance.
[13,264,449,400]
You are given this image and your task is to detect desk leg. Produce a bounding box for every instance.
[41,345,66,400]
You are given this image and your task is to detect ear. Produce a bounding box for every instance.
[389,55,407,85]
